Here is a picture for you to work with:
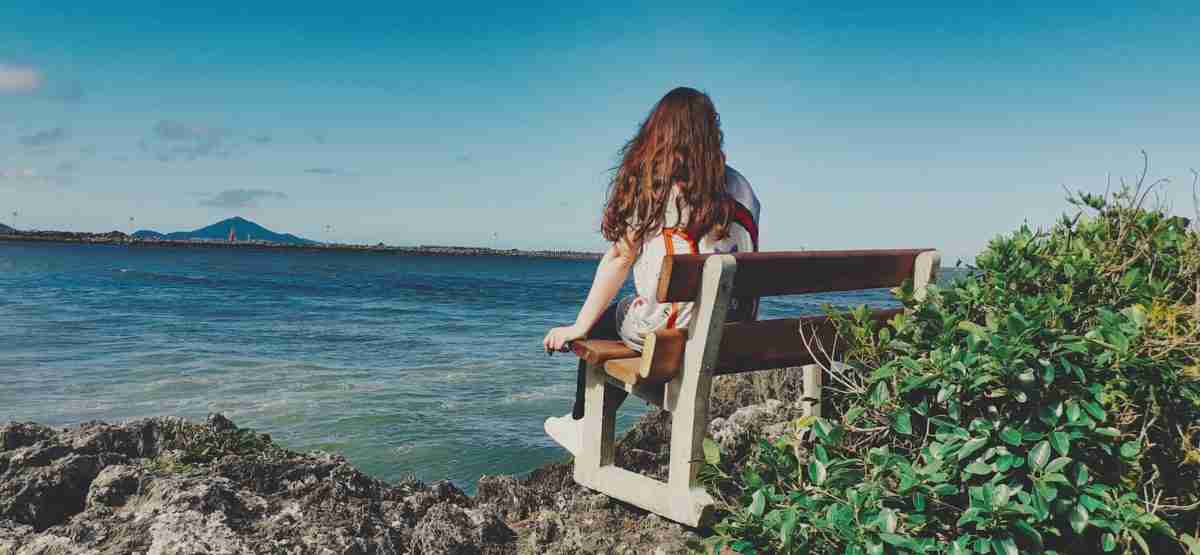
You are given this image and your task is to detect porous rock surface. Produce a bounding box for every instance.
[1,372,803,554]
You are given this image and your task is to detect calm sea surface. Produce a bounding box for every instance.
[0,241,903,491]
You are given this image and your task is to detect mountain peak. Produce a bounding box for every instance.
[132,217,316,245]
[217,216,252,225]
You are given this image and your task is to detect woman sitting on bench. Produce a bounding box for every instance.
[542,86,760,452]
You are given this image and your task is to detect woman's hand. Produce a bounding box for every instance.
[543,324,587,353]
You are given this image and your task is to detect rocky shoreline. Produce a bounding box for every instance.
[0,371,804,554]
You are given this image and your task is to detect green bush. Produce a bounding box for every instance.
[704,173,1200,554]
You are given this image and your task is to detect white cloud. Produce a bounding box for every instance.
[0,64,42,93]
[200,188,288,208]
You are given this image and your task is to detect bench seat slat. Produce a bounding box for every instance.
[603,357,642,384]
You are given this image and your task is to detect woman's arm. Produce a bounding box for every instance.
[542,242,635,352]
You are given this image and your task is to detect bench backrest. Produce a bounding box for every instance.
[629,249,939,382]
[657,249,935,302]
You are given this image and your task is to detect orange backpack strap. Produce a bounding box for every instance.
[663,228,700,329]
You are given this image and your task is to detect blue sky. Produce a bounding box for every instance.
[1,2,1198,262]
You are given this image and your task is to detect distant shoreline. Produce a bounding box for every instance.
[0,232,603,261]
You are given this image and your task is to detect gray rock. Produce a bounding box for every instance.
[0,415,515,554]
[85,465,145,509]
[708,399,795,456]
[1,369,805,555]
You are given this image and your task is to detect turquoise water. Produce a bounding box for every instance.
[0,241,900,490]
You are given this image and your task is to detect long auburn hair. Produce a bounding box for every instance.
[601,87,732,255]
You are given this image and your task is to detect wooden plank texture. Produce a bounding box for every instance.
[616,308,903,381]
[717,307,902,374]
[571,339,638,365]
[657,249,934,302]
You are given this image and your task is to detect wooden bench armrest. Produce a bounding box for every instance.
[571,339,639,365]
[601,328,687,386]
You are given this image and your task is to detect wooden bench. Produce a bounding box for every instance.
[557,248,940,527]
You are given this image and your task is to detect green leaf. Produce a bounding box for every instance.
[1102,532,1116,552]
[748,489,765,517]
[1180,534,1200,555]
[869,380,890,405]
[1050,431,1070,456]
[957,507,984,527]
[958,320,987,342]
[702,438,721,465]
[779,508,798,547]
[814,444,830,464]
[1039,402,1064,427]
[894,409,913,435]
[1013,520,1044,550]
[844,406,865,427]
[1094,427,1120,438]
[1029,441,1051,470]
[1043,472,1070,485]
[1122,304,1148,327]
[992,535,1019,555]
[999,427,1022,446]
[932,483,958,496]
[1083,401,1107,422]
[1131,530,1151,555]
[1069,503,1089,534]
[1044,456,1072,474]
[1078,494,1104,512]
[1119,268,1139,288]
[1041,362,1055,385]
[958,437,988,461]
[1036,481,1058,503]
[793,415,816,430]
[1066,402,1081,423]
[809,460,828,485]
[1120,441,1140,459]
[878,508,898,533]
[966,461,993,475]
[1074,464,1090,486]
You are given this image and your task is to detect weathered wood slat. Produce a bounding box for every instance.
[716,307,902,374]
[571,339,638,365]
[603,357,641,384]
[608,308,903,384]
[656,249,934,302]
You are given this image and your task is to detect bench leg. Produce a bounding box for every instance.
[571,361,716,528]
[574,361,615,481]
[801,363,823,419]
[665,368,716,527]
[800,363,823,442]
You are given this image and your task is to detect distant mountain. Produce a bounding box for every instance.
[0,222,14,234]
[133,217,318,245]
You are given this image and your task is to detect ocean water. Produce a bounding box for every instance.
[0,241,903,490]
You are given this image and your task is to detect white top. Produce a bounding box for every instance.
[618,165,760,350]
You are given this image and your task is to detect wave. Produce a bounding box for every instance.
[115,268,213,284]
